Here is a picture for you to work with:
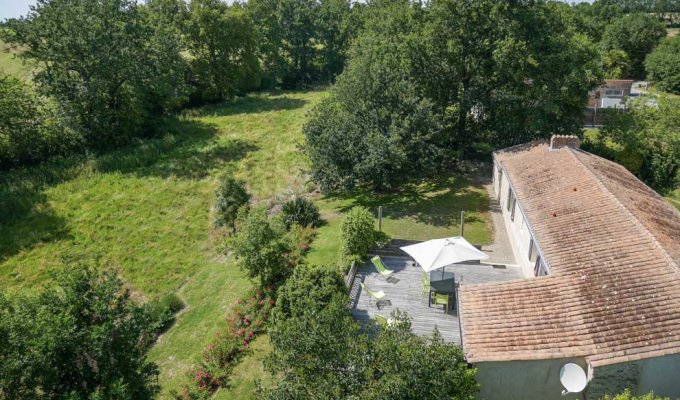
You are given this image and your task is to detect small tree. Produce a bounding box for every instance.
[0,264,159,399]
[340,206,375,262]
[280,196,321,229]
[273,264,345,321]
[213,175,250,232]
[229,205,293,289]
[645,36,680,95]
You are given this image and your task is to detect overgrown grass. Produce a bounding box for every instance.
[0,41,34,81]
[0,88,494,399]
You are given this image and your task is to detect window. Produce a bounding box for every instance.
[533,256,548,277]
[510,197,517,221]
[497,168,503,200]
[604,89,623,97]
[528,238,538,263]
[506,187,514,212]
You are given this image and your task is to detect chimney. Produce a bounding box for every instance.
[550,135,580,150]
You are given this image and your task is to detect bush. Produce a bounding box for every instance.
[145,292,184,337]
[340,206,375,262]
[213,175,250,231]
[0,74,80,169]
[602,389,669,400]
[281,196,321,228]
[229,205,294,289]
[645,36,680,95]
[274,264,345,320]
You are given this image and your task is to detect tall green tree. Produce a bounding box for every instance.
[645,36,680,95]
[304,0,601,191]
[601,96,680,192]
[0,73,79,168]
[600,13,666,79]
[0,265,159,399]
[3,0,189,148]
[185,0,261,103]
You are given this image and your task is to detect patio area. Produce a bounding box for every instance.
[349,256,523,344]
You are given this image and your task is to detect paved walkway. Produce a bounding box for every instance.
[480,183,517,265]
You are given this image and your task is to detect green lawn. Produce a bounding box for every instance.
[0,88,493,399]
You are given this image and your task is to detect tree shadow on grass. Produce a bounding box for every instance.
[183,95,307,118]
[95,118,258,180]
[325,176,489,228]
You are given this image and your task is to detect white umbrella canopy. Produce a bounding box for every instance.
[400,237,489,272]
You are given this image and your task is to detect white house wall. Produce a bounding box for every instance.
[493,160,536,278]
[475,358,588,400]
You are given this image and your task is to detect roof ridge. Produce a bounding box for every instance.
[565,147,680,273]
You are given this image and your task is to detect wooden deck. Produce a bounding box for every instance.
[349,257,524,344]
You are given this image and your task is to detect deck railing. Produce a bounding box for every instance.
[345,260,358,288]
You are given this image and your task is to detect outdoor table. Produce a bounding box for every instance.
[428,270,456,309]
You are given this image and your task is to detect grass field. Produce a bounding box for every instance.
[0,41,34,81]
[0,88,493,398]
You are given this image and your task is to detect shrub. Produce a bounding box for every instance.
[0,73,80,169]
[229,205,294,289]
[602,389,669,400]
[145,292,184,338]
[645,36,680,95]
[340,206,375,262]
[274,264,345,320]
[281,196,321,228]
[213,175,250,232]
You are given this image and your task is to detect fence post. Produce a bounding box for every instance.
[460,210,465,237]
[378,206,383,231]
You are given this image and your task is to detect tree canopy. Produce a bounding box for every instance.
[645,36,680,95]
[0,265,160,400]
[304,0,601,191]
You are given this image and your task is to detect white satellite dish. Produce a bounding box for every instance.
[560,363,587,396]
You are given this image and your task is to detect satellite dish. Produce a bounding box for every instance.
[560,363,587,396]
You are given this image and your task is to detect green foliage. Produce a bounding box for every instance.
[262,266,478,400]
[645,36,680,95]
[304,0,601,191]
[601,96,680,192]
[340,206,375,262]
[145,292,185,336]
[601,13,667,78]
[280,196,321,228]
[230,205,294,289]
[185,1,261,103]
[248,0,355,88]
[0,264,160,399]
[213,175,250,231]
[0,73,79,169]
[273,264,345,320]
[2,0,189,149]
[603,49,632,79]
[602,389,670,400]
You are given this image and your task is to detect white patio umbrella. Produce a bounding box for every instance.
[400,237,489,277]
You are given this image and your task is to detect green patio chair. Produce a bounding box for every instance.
[421,272,431,301]
[371,256,394,280]
[375,314,388,328]
[433,293,450,313]
[360,282,386,308]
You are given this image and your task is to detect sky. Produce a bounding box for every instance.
[0,0,596,22]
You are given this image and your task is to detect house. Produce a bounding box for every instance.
[584,80,636,126]
[459,135,680,400]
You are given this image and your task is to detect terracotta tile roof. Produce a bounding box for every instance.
[460,141,680,366]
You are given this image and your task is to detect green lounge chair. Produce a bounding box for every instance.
[375,314,388,328]
[433,293,450,313]
[360,282,386,308]
[371,256,394,280]
[421,272,431,301]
